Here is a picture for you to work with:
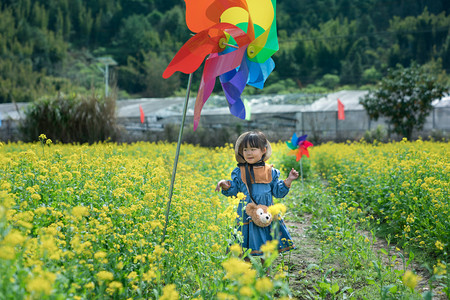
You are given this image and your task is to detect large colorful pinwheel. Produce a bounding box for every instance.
[163,0,278,130]
[286,133,313,162]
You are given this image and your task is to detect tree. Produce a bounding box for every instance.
[360,63,447,140]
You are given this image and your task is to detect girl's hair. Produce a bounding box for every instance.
[238,131,268,158]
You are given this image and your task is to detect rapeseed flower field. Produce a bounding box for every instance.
[0,138,292,299]
[312,139,449,262]
[1,137,448,299]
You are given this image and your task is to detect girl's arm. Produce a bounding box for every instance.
[272,168,298,198]
[284,168,299,188]
[215,167,241,196]
[215,180,231,192]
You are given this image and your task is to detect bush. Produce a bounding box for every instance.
[20,92,121,143]
[363,125,388,143]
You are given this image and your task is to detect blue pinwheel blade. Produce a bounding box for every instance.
[291,133,298,146]
[247,57,275,89]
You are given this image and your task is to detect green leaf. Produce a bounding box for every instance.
[331,283,340,294]
[422,291,432,300]
[319,282,330,290]
[388,285,398,294]
[379,248,388,256]
[307,263,320,270]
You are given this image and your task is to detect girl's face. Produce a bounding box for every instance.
[243,145,266,164]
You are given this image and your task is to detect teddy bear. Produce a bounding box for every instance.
[245,202,273,227]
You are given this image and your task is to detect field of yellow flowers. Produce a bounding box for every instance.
[276,139,448,299]
[0,138,292,299]
[1,137,448,299]
[311,139,448,263]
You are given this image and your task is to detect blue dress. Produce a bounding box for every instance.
[222,165,295,256]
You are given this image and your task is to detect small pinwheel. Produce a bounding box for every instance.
[286,133,313,162]
[163,0,279,130]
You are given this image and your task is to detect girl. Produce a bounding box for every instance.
[215,130,299,257]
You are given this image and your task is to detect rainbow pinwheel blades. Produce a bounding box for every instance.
[286,133,313,162]
[163,0,279,130]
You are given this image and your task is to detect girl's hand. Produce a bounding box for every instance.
[215,180,231,192]
[288,168,299,180]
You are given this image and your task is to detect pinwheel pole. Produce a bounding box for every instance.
[299,158,304,187]
[161,73,193,244]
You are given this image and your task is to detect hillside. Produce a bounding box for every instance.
[1,0,449,103]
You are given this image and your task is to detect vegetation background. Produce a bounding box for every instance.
[1,0,450,104]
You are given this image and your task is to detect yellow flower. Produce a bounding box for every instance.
[31,194,41,201]
[0,245,15,260]
[239,286,253,297]
[435,240,444,251]
[27,278,53,295]
[94,251,107,259]
[84,282,95,290]
[160,284,179,300]
[260,240,278,254]
[2,230,26,246]
[26,271,56,296]
[106,281,123,295]
[236,192,246,201]
[211,243,220,252]
[229,244,242,256]
[96,271,114,281]
[72,206,89,219]
[433,261,447,276]
[222,257,256,284]
[267,203,286,216]
[217,293,237,300]
[255,277,273,293]
[142,269,156,281]
[127,271,138,280]
[402,270,420,290]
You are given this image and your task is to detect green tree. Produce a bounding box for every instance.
[359,63,447,140]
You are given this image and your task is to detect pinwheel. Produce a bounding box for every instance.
[161,0,279,242]
[286,133,313,186]
[286,133,313,162]
[163,0,279,130]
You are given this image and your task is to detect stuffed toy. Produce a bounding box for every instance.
[245,202,273,227]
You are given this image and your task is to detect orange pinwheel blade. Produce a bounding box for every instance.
[185,0,251,33]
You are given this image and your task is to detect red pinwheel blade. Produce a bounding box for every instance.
[162,28,226,79]
[299,147,310,158]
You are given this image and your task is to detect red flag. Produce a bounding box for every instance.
[337,99,345,120]
[139,105,145,124]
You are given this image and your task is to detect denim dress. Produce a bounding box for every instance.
[222,165,295,255]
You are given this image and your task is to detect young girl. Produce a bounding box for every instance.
[215,131,299,257]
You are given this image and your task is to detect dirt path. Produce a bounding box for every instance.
[282,217,446,299]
